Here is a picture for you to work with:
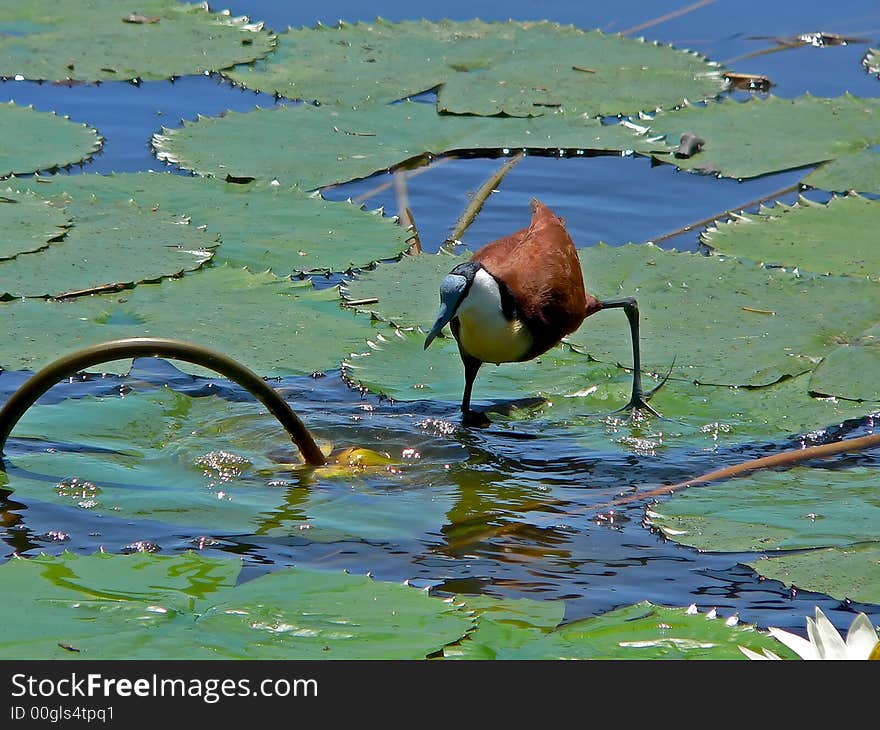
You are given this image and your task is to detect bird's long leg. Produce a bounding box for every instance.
[598,297,663,417]
[460,355,490,426]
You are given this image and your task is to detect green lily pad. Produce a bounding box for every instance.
[0,189,69,260]
[808,325,880,402]
[196,567,470,659]
[445,600,794,659]
[225,19,726,118]
[344,326,873,450]
[701,195,880,278]
[4,388,457,541]
[802,147,880,194]
[631,94,880,192]
[442,595,565,659]
[0,551,239,658]
[747,543,880,605]
[574,245,880,396]
[0,201,216,298]
[0,552,472,658]
[14,173,413,276]
[0,264,374,374]
[0,0,275,82]
[0,102,101,177]
[342,249,464,326]
[644,466,880,552]
[343,244,880,395]
[152,100,668,189]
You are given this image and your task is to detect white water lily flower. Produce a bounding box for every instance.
[740,607,879,660]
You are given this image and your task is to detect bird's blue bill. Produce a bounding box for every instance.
[424,273,468,350]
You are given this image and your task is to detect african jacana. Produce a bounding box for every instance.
[424,199,660,424]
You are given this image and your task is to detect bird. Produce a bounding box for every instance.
[424,198,661,424]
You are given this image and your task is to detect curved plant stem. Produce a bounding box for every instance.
[0,338,326,466]
[447,153,525,243]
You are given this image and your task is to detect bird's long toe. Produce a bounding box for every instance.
[462,409,492,428]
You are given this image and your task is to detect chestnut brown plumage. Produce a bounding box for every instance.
[425,199,659,423]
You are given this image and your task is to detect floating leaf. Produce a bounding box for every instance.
[645,467,880,552]
[0,265,374,374]
[0,102,101,176]
[0,201,215,298]
[0,552,472,658]
[702,195,880,278]
[225,19,726,117]
[747,543,880,605]
[0,0,275,82]
[445,600,793,659]
[441,595,566,659]
[808,324,880,402]
[14,173,412,276]
[802,146,880,194]
[342,249,464,326]
[632,94,880,192]
[5,388,458,541]
[0,189,69,261]
[197,566,470,659]
[153,100,668,189]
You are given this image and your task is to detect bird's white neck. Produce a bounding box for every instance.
[456,268,533,364]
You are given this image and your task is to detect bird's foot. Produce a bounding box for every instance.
[462,409,492,428]
[615,358,675,418]
[614,394,663,419]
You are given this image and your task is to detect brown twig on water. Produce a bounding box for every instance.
[620,0,715,35]
[393,169,411,228]
[610,431,880,508]
[649,182,801,245]
[341,297,379,307]
[323,156,451,204]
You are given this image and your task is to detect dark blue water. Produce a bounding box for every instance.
[1,0,879,640]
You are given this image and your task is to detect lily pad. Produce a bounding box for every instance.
[196,566,470,659]
[0,264,374,374]
[442,595,565,659]
[644,466,880,552]
[0,551,472,658]
[747,543,880,605]
[14,173,413,276]
[343,244,880,395]
[0,102,101,177]
[802,146,880,194]
[0,189,69,260]
[152,100,668,189]
[4,388,457,541]
[445,600,794,659]
[225,19,726,117]
[0,201,216,298]
[631,94,880,192]
[808,325,880,402]
[0,0,275,82]
[701,195,880,278]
